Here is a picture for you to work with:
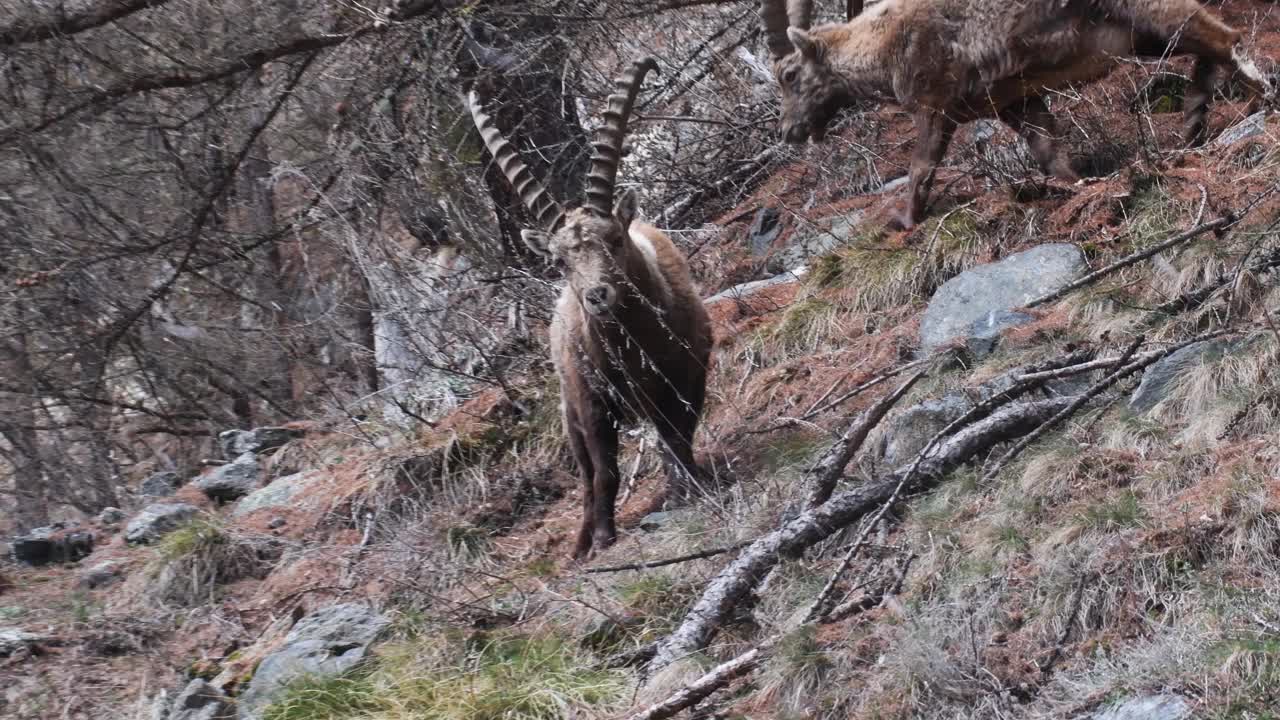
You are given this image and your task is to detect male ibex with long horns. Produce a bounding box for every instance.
[469,59,713,560]
[762,0,1273,229]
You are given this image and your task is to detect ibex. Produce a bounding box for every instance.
[469,59,714,559]
[761,0,1273,229]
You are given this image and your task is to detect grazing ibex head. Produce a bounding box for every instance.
[762,0,853,143]
[468,58,658,316]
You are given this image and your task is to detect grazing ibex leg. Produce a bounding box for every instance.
[891,109,957,231]
[1137,10,1272,104]
[1183,57,1217,147]
[998,96,1079,181]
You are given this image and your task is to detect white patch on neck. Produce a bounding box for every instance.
[629,226,673,304]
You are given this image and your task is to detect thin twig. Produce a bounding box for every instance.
[586,541,751,573]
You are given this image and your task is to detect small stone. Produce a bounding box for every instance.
[1215,111,1266,146]
[747,206,781,256]
[79,561,122,589]
[169,679,235,720]
[98,507,127,525]
[11,525,94,565]
[1128,339,1230,413]
[125,503,199,545]
[1092,694,1191,720]
[0,627,43,657]
[267,517,286,529]
[139,470,184,497]
[196,453,260,502]
[218,427,303,459]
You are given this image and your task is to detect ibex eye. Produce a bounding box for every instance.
[782,68,797,84]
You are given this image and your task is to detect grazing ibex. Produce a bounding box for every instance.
[761,0,1274,229]
[469,59,713,560]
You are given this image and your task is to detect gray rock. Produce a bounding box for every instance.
[125,503,198,544]
[920,244,1086,354]
[1093,694,1192,720]
[0,627,42,657]
[169,679,235,720]
[98,507,127,525]
[964,310,1036,359]
[881,394,973,467]
[1215,111,1266,146]
[218,427,302,459]
[11,524,94,565]
[196,453,260,502]
[767,211,865,274]
[79,561,122,589]
[703,266,808,305]
[232,470,319,518]
[267,517,286,529]
[748,206,781,256]
[1128,340,1229,413]
[237,603,389,719]
[140,471,184,497]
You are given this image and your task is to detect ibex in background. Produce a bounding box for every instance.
[762,0,1274,229]
[469,59,713,560]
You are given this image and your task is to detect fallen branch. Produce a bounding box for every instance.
[625,644,767,720]
[1026,216,1234,308]
[586,541,751,574]
[650,394,1075,673]
[807,370,927,507]
[982,330,1230,481]
[742,359,927,436]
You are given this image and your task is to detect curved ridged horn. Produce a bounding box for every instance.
[582,57,659,218]
[788,0,813,31]
[760,0,793,59]
[467,90,565,230]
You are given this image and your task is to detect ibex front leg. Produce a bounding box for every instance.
[582,416,621,556]
[891,109,957,231]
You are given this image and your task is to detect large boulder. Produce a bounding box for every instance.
[218,427,303,459]
[1128,339,1229,413]
[11,524,94,565]
[140,470,184,497]
[125,503,199,544]
[196,453,260,502]
[79,560,123,589]
[232,470,321,518]
[169,679,235,720]
[1092,694,1191,720]
[920,244,1086,355]
[237,603,389,719]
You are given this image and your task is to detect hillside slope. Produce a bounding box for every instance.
[6,2,1280,718]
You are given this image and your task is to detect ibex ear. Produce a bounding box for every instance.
[613,188,639,229]
[520,229,552,258]
[787,28,820,60]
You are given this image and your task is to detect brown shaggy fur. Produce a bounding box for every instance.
[541,202,713,559]
[768,0,1273,229]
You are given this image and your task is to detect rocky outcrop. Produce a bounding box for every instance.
[125,503,198,544]
[920,243,1086,355]
[1215,111,1266,146]
[879,394,973,468]
[218,427,303,459]
[11,524,94,565]
[196,453,260,502]
[766,211,865,275]
[236,603,389,719]
[140,470,184,497]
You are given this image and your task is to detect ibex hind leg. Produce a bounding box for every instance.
[998,96,1079,181]
[1183,57,1217,147]
[656,385,705,510]
[1141,8,1273,104]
